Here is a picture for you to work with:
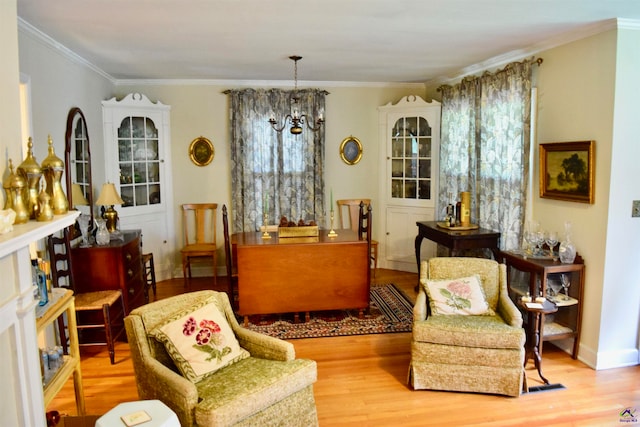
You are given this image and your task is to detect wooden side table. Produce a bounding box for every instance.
[414,221,501,271]
[518,298,558,387]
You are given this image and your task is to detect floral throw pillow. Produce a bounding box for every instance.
[423,275,495,316]
[150,302,249,382]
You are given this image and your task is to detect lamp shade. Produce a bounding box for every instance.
[71,183,89,206]
[96,182,124,206]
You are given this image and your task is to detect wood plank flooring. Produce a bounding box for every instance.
[48,269,640,426]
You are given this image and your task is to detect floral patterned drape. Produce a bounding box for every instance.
[439,59,535,251]
[227,88,327,232]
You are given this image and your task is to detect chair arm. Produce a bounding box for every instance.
[497,290,523,328]
[125,315,199,427]
[141,356,199,405]
[413,288,428,322]
[233,325,296,361]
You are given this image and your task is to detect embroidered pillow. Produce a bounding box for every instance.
[423,274,495,316]
[150,302,249,382]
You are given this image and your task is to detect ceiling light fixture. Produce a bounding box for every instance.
[269,55,324,135]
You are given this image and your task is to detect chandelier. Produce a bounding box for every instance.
[268,56,324,134]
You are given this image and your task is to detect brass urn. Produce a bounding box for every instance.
[41,135,68,215]
[17,137,43,219]
[3,159,15,211]
[36,187,54,222]
[9,169,29,224]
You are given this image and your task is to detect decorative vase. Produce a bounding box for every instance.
[95,219,110,246]
[559,221,576,264]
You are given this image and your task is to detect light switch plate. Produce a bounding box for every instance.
[633,200,640,218]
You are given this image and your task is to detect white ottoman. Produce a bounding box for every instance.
[96,400,179,427]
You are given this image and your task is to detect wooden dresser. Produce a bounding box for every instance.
[70,230,145,314]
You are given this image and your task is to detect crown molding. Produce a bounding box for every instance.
[113,78,425,89]
[428,18,636,87]
[17,17,116,84]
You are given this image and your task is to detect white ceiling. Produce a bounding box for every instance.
[16,0,640,84]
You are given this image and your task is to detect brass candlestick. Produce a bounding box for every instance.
[262,212,271,239]
[328,209,338,237]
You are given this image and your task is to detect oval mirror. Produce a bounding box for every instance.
[65,107,94,231]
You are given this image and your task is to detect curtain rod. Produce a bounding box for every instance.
[438,56,543,92]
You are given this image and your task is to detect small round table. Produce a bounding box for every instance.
[95,400,180,427]
[518,298,558,387]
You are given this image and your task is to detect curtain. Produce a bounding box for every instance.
[439,59,535,251]
[227,88,327,232]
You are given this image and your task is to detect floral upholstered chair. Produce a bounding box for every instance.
[125,290,318,426]
[408,257,525,397]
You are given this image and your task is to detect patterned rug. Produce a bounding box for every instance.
[240,284,414,339]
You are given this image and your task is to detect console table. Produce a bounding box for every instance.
[234,229,369,323]
[414,221,501,270]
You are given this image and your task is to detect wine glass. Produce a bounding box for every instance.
[532,230,544,256]
[545,230,558,259]
[77,214,91,247]
[561,274,571,300]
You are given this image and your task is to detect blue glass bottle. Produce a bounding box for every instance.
[32,259,48,306]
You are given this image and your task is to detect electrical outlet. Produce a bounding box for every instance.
[633,200,640,218]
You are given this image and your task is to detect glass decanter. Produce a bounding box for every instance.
[558,221,576,264]
[95,218,111,246]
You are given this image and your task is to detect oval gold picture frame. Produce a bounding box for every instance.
[189,136,214,166]
[339,136,363,165]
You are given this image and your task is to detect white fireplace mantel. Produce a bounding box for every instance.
[0,211,79,427]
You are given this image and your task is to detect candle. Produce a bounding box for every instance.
[265,194,269,213]
[330,189,333,211]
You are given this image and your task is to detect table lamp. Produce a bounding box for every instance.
[71,183,89,208]
[96,182,124,232]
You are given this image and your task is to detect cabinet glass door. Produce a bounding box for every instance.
[390,116,432,201]
[117,116,161,208]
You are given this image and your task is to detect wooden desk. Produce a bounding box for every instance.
[234,229,370,322]
[414,221,501,270]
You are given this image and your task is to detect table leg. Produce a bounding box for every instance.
[525,312,550,385]
[414,234,424,272]
[414,235,424,291]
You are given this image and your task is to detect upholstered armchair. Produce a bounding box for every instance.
[408,257,525,397]
[125,290,318,426]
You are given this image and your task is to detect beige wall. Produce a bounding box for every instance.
[113,83,423,272]
[18,24,115,203]
[2,1,31,424]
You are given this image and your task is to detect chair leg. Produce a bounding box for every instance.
[102,303,115,365]
[149,255,157,297]
[212,253,217,285]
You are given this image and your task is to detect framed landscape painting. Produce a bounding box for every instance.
[539,140,595,204]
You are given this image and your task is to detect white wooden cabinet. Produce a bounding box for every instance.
[378,96,441,272]
[102,93,174,281]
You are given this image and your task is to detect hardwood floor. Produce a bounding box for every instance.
[48,269,640,426]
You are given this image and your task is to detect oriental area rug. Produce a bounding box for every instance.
[239,284,414,339]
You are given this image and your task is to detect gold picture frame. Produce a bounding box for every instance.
[339,135,363,165]
[189,136,214,166]
[539,140,595,204]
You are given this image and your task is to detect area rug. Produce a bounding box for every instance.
[239,284,414,339]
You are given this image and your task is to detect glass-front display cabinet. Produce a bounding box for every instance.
[102,93,174,281]
[378,95,440,272]
[390,116,433,201]
[117,116,161,208]
[500,250,585,359]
